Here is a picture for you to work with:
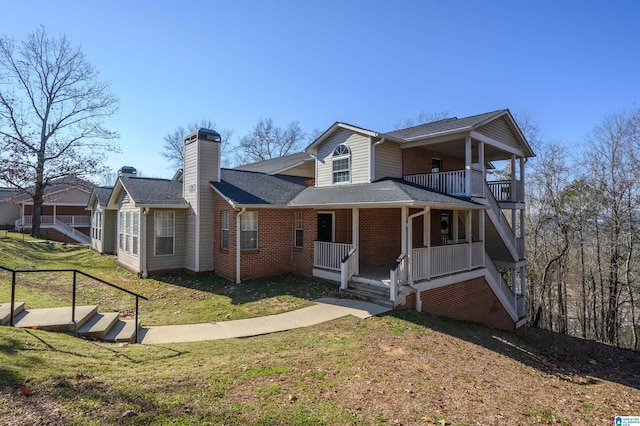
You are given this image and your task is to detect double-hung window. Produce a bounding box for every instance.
[118,212,125,250]
[155,211,175,256]
[221,211,229,249]
[241,211,258,250]
[132,211,139,255]
[294,211,304,248]
[332,144,350,183]
[125,212,131,253]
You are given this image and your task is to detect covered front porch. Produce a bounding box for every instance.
[312,204,486,305]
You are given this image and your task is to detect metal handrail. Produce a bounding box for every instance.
[0,265,148,343]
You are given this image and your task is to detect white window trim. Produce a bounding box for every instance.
[332,144,351,184]
[241,210,258,250]
[154,210,175,257]
[294,211,304,248]
[221,210,230,250]
[132,211,139,256]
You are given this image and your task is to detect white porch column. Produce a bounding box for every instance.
[352,208,359,275]
[480,210,485,267]
[467,210,472,269]
[401,206,408,283]
[479,141,485,183]
[465,136,472,196]
[510,154,516,201]
[53,205,57,222]
[423,209,430,246]
[511,268,517,294]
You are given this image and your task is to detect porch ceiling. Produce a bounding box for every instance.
[401,137,520,163]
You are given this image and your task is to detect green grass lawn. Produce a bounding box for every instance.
[0,233,338,325]
[1,233,639,425]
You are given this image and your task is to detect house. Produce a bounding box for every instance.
[0,187,20,230]
[89,110,534,331]
[12,177,93,244]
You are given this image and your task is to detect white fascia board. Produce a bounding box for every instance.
[469,131,525,157]
[134,204,191,209]
[305,122,382,152]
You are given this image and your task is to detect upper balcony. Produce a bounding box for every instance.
[403,169,524,203]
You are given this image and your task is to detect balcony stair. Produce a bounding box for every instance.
[0,302,140,343]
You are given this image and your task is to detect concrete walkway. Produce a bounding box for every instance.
[138,298,391,344]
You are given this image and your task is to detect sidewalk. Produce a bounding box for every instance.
[138,298,391,344]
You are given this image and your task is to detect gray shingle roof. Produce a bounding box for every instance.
[212,169,310,206]
[12,176,94,202]
[289,178,482,209]
[94,187,113,206]
[0,188,19,202]
[385,110,507,140]
[234,152,312,174]
[120,176,188,206]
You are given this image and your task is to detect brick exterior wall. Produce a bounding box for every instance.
[402,147,465,176]
[359,208,401,266]
[419,276,516,331]
[213,192,319,281]
[37,227,90,243]
[24,205,89,216]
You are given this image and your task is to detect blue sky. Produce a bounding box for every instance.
[2,0,639,178]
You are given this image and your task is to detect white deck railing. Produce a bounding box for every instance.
[487,180,524,202]
[340,247,358,290]
[389,253,407,302]
[411,242,484,281]
[404,169,484,197]
[16,215,90,228]
[314,241,353,271]
[484,252,523,321]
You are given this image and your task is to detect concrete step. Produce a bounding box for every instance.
[12,305,98,332]
[349,281,390,297]
[77,312,120,339]
[340,288,394,308]
[0,302,25,326]
[104,319,141,343]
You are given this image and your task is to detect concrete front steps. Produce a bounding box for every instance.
[0,302,140,343]
[341,280,394,308]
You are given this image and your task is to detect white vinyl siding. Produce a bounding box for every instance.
[146,209,186,272]
[155,211,175,256]
[316,128,370,187]
[116,189,142,272]
[241,211,258,250]
[374,142,402,180]
[221,210,229,250]
[476,116,520,151]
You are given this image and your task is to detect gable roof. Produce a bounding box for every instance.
[0,187,19,202]
[234,152,313,175]
[289,178,484,209]
[385,110,508,140]
[211,169,310,207]
[86,186,114,210]
[12,176,94,203]
[305,122,403,152]
[107,176,188,208]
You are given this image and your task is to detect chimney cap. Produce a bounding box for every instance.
[184,128,221,144]
[118,166,137,176]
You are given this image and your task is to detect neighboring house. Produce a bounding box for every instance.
[0,188,20,230]
[89,110,534,332]
[13,177,93,244]
[86,186,116,253]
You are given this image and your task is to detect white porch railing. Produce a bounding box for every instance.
[53,218,91,245]
[340,247,358,290]
[314,241,353,271]
[487,180,524,202]
[484,252,523,321]
[16,215,90,228]
[411,242,484,281]
[404,169,484,197]
[389,253,407,302]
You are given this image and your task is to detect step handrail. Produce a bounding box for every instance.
[0,265,148,343]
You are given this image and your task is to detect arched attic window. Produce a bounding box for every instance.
[332,144,351,183]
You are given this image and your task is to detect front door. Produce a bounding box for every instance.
[317,213,333,242]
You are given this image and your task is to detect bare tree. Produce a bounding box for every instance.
[0,26,119,237]
[393,110,450,129]
[162,119,235,169]
[237,118,304,164]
